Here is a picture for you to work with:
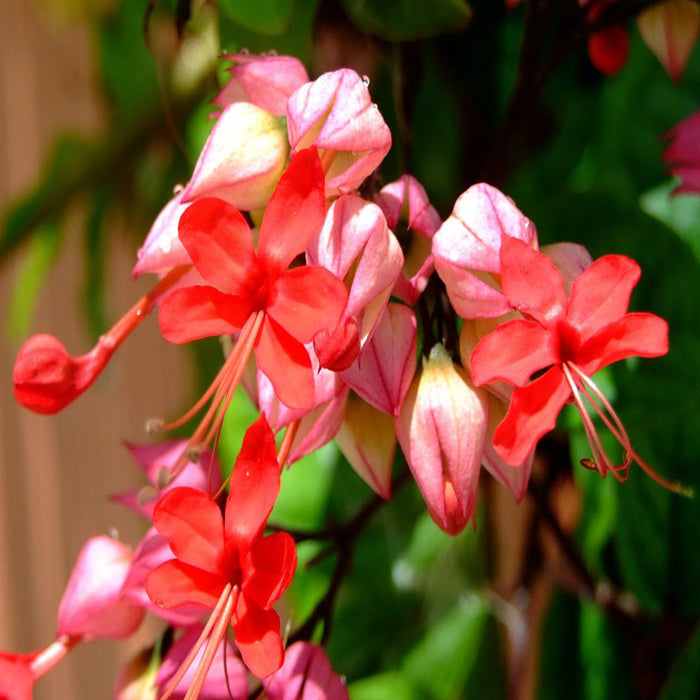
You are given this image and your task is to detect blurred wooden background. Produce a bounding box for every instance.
[0,0,192,696]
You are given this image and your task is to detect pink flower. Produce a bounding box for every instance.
[156,626,248,699]
[375,174,441,304]
[307,195,403,364]
[287,69,391,194]
[432,183,537,319]
[213,52,309,116]
[265,642,349,700]
[396,343,488,534]
[57,536,144,640]
[1,536,143,698]
[112,440,222,519]
[663,108,700,194]
[470,237,676,491]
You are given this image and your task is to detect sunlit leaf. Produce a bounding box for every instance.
[6,224,60,340]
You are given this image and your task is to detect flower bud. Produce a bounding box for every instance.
[396,344,488,534]
[336,394,396,499]
[57,536,144,640]
[214,52,309,115]
[180,102,289,211]
[433,183,537,319]
[13,334,110,415]
[287,69,391,194]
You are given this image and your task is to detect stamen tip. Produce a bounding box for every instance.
[675,482,695,499]
[145,418,164,435]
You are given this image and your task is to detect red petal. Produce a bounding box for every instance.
[267,266,347,343]
[178,198,259,295]
[588,26,629,76]
[234,596,284,678]
[567,254,640,343]
[0,655,35,700]
[470,319,559,387]
[256,316,314,409]
[244,532,297,609]
[500,236,567,327]
[258,148,326,271]
[225,415,280,550]
[152,487,225,573]
[576,312,669,375]
[145,560,226,610]
[493,367,571,465]
[159,286,250,343]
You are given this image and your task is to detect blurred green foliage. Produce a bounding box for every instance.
[3,0,700,698]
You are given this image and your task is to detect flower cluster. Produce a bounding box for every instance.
[7,50,681,698]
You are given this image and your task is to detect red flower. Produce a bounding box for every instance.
[159,147,348,411]
[145,415,297,681]
[470,237,673,487]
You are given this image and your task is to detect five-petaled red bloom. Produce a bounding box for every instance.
[145,414,297,678]
[158,147,348,410]
[471,236,668,470]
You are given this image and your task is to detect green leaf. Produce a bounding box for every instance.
[402,595,492,699]
[579,601,636,700]
[349,672,422,700]
[97,1,160,118]
[640,181,700,265]
[340,0,472,41]
[5,224,61,340]
[219,0,294,36]
[660,624,700,700]
[538,593,583,700]
[218,0,320,61]
[1,135,91,256]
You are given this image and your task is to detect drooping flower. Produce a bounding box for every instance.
[13,266,190,414]
[470,236,678,491]
[663,108,700,195]
[145,414,297,683]
[264,642,349,700]
[156,148,347,470]
[396,343,489,534]
[1,535,143,699]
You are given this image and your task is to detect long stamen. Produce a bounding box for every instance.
[277,420,300,470]
[564,362,692,496]
[562,364,617,477]
[159,584,233,700]
[156,311,265,481]
[185,588,239,700]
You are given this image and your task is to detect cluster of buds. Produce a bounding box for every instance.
[8,51,680,697]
